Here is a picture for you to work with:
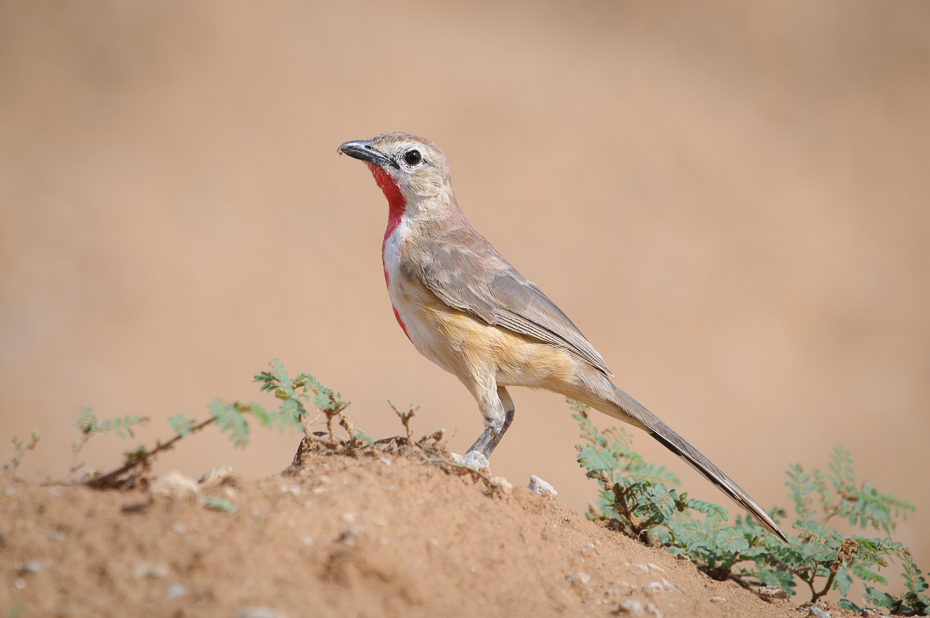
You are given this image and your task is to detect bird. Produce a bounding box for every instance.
[337,132,788,543]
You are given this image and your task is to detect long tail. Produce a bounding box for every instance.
[602,383,788,544]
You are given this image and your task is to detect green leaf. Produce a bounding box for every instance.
[837,599,860,612]
[852,563,887,586]
[200,496,237,516]
[355,431,373,446]
[210,399,250,448]
[715,528,749,553]
[169,415,196,436]
[687,498,728,521]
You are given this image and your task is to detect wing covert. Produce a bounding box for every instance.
[420,234,611,375]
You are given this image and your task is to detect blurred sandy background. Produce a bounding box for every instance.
[1,0,928,588]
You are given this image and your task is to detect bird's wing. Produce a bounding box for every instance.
[420,229,611,375]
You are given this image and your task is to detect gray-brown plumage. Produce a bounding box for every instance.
[338,132,788,543]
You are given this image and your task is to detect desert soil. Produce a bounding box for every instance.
[1,439,857,618]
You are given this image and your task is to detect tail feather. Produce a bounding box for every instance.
[604,385,789,544]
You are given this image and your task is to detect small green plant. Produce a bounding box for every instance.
[84,359,366,488]
[862,555,930,616]
[388,400,421,444]
[573,400,725,544]
[573,400,923,612]
[69,407,149,480]
[2,429,40,475]
[200,496,238,516]
[255,359,371,448]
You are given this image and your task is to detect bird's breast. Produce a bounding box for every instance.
[382,223,461,370]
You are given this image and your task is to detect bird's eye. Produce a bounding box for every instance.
[403,150,422,166]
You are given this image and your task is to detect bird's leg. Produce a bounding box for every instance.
[466,386,515,459]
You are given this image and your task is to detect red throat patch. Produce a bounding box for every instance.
[367,163,411,341]
[368,163,406,258]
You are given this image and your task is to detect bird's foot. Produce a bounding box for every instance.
[465,426,503,459]
[451,450,490,473]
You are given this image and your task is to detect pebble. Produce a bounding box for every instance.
[238,608,288,618]
[24,560,41,574]
[489,476,513,495]
[808,607,831,618]
[199,466,235,488]
[460,451,489,472]
[565,572,591,584]
[661,578,681,594]
[630,563,649,572]
[759,586,788,603]
[527,475,557,497]
[151,471,199,499]
[711,597,726,603]
[618,600,644,616]
[163,583,187,599]
[132,562,169,579]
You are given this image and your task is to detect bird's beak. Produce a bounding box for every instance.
[337,140,398,169]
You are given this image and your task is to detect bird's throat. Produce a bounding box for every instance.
[368,163,411,341]
[368,164,407,245]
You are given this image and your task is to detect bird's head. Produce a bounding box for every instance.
[338,132,454,216]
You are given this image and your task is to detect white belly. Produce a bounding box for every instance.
[382,222,454,372]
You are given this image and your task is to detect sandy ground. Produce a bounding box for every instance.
[1,439,857,618]
[1,0,928,607]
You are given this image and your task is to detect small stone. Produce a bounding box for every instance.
[565,572,591,585]
[808,607,831,618]
[132,562,169,579]
[711,597,726,603]
[489,476,513,495]
[24,560,41,574]
[646,582,664,595]
[341,512,356,523]
[163,583,187,599]
[302,536,313,546]
[630,563,649,572]
[645,602,662,617]
[527,475,557,497]
[618,600,644,616]
[661,578,681,594]
[647,563,665,573]
[238,608,288,618]
[199,466,235,487]
[460,451,489,472]
[47,487,62,496]
[759,586,788,603]
[151,471,199,500]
